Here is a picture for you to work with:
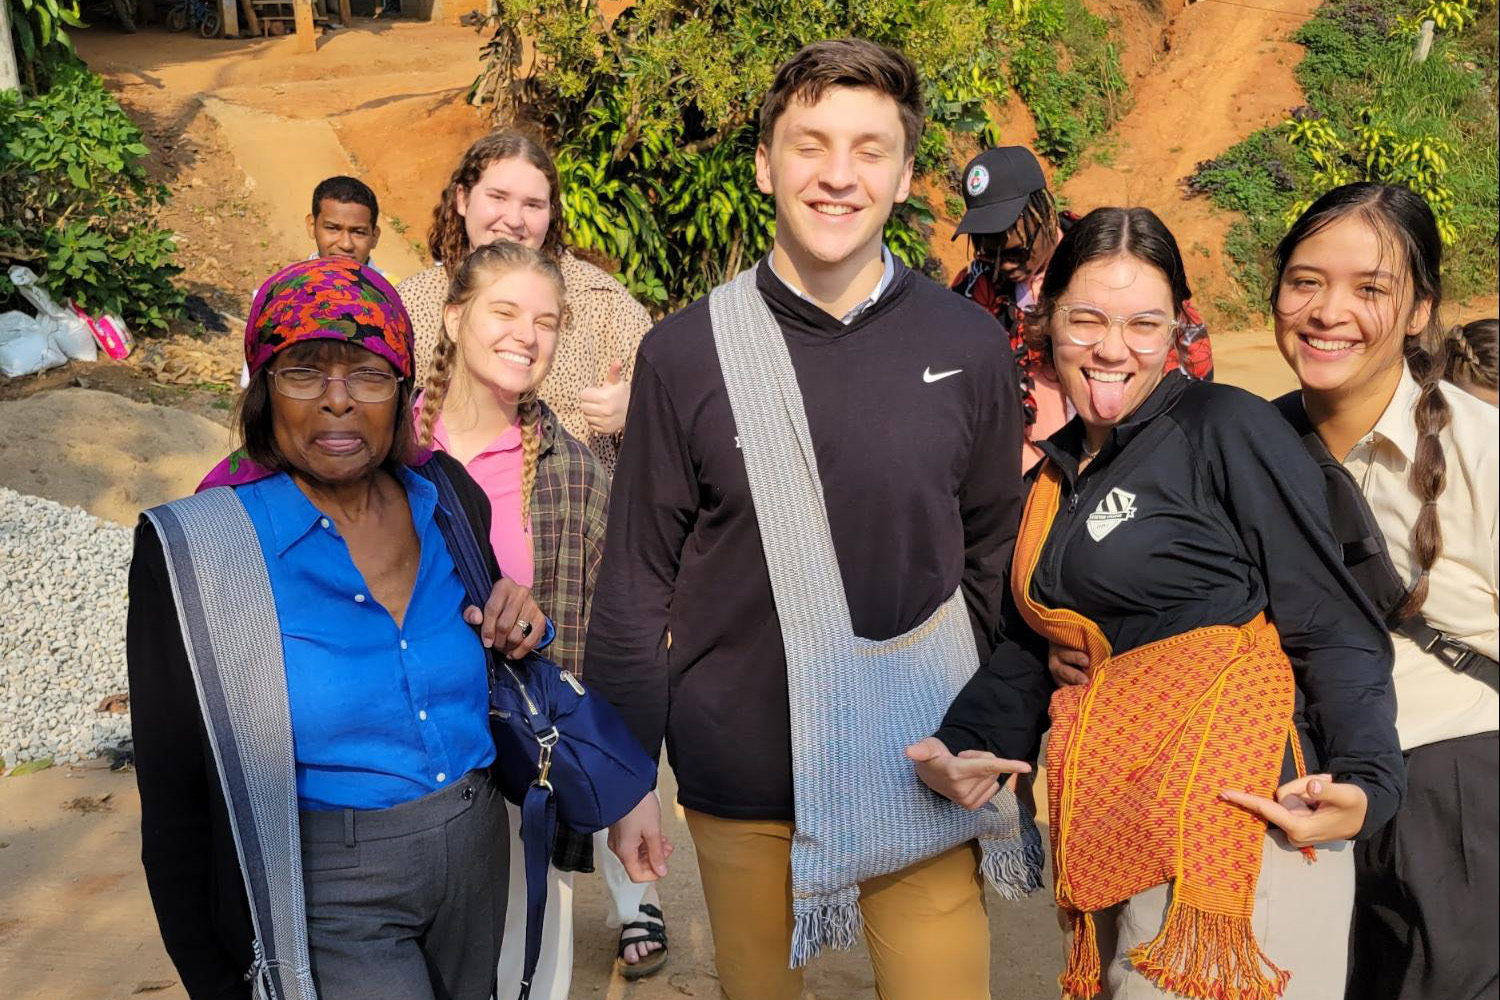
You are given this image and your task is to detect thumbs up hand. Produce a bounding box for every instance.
[579,359,629,436]
[905,737,1033,811]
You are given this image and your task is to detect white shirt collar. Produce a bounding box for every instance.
[767,246,896,325]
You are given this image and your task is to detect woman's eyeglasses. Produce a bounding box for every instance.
[1055,303,1178,354]
[270,367,400,403]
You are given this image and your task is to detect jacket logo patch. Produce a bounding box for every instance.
[1086,488,1137,541]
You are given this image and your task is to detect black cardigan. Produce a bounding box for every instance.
[127,453,498,1000]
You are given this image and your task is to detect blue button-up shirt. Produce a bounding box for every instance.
[238,467,495,811]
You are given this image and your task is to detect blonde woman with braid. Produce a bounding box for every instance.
[415,242,616,998]
[1271,184,1498,1000]
[402,130,668,982]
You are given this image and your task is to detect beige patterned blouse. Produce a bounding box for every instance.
[398,251,653,475]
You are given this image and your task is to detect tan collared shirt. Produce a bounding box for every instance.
[1342,363,1499,749]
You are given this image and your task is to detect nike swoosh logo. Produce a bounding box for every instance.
[923,367,963,383]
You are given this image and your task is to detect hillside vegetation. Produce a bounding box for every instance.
[1188,0,1498,313]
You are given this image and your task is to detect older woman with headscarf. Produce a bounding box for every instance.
[126,257,546,1000]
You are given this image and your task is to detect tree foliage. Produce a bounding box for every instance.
[5,0,84,94]
[470,0,1120,309]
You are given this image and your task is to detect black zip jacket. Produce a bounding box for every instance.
[583,258,1044,820]
[126,453,497,1000]
[936,373,1404,838]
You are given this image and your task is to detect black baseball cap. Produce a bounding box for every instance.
[952,147,1048,239]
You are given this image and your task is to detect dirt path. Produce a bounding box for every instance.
[0,760,1063,1000]
[1062,0,1320,318]
[73,22,492,282]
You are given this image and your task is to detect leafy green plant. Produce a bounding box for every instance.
[1008,0,1127,173]
[5,0,83,94]
[0,65,185,333]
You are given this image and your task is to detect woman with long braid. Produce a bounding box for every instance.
[1269,184,1498,1000]
[415,242,615,998]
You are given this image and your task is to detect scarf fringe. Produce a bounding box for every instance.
[1061,909,1102,999]
[789,897,864,968]
[979,823,1047,900]
[1125,899,1291,1000]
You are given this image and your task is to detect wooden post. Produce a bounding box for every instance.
[294,0,316,50]
[337,0,351,26]
[1412,19,1435,63]
[238,0,261,33]
[220,0,240,37]
[1,0,22,93]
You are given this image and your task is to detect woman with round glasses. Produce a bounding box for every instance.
[128,257,546,1000]
[919,207,1402,999]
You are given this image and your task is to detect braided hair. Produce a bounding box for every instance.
[426,130,566,279]
[1443,319,1498,398]
[417,241,568,527]
[1273,183,1448,618]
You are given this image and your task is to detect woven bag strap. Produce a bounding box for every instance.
[1009,460,1113,665]
[144,488,316,1000]
[709,266,855,636]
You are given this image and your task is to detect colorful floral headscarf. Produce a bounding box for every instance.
[244,257,414,378]
[197,258,429,492]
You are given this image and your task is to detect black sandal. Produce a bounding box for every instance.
[614,902,669,980]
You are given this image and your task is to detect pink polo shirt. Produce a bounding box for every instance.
[421,401,534,587]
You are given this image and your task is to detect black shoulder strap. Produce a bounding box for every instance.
[1273,392,1498,691]
[1273,391,1410,613]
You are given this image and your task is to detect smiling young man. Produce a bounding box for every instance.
[585,39,1040,1000]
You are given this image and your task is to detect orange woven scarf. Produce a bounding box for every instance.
[1014,461,1309,1000]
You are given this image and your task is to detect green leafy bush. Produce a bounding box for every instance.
[470,0,1123,309]
[0,65,185,333]
[1186,0,1498,308]
[1009,0,1128,173]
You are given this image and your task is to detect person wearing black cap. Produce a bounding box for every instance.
[951,146,1215,470]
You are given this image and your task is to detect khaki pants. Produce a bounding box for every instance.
[1093,831,1355,1000]
[684,809,991,1000]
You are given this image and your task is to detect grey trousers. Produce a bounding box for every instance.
[1093,831,1355,1000]
[299,769,509,1000]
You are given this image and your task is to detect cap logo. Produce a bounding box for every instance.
[966,165,990,196]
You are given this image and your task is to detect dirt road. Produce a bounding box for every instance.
[0,760,1064,1000]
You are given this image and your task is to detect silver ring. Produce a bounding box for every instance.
[516,618,533,638]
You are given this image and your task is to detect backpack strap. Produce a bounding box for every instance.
[1394,615,1500,692]
[1274,392,1498,693]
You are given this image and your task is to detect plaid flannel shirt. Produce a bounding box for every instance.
[528,400,612,871]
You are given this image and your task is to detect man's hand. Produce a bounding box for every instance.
[1049,643,1090,686]
[608,792,674,882]
[1221,774,1368,847]
[462,579,544,657]
[905,737,1032,811]
[579,360,629,436]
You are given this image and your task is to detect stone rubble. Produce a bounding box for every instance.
[1,486,134,766]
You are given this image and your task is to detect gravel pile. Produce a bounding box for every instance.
[1,486,134,766]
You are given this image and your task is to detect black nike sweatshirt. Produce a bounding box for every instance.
[583,257,1045,820]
